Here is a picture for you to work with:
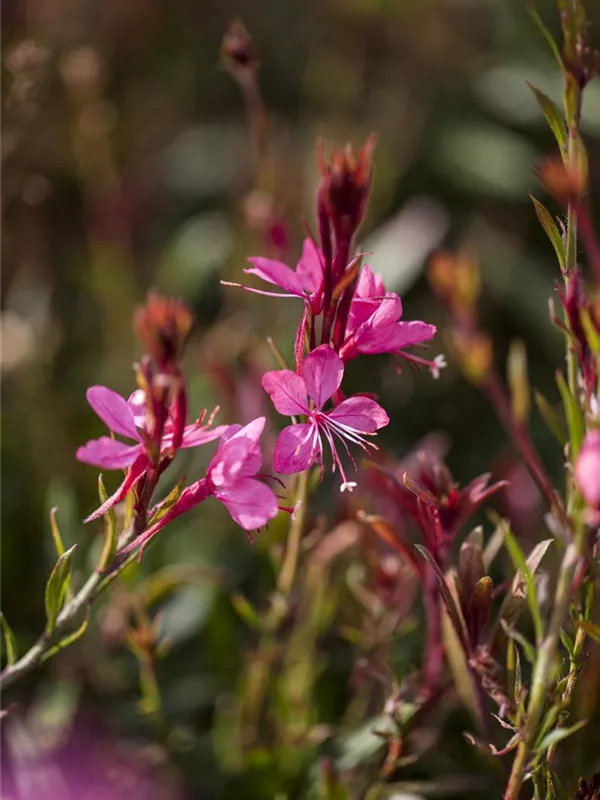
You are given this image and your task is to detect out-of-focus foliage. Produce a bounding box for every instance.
[2,0,600,797]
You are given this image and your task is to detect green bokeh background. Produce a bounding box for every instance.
[2,0,600,797]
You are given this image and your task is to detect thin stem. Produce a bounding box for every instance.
[503,539,583,800]
[277,468,309,599]
[484,371,566,522]
[546,623,587,764]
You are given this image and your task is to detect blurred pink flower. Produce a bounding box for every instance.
[223,238,324,312]
[340,266,438,367]
[121,417,279,554]
[77,386,227,521]
[575,430,600,508]
[262,344,389,491]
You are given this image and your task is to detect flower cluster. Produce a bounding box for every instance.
[77,141,439,555]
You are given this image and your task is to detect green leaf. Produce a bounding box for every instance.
[575,619,600,644]
[97,475,118,572]
[581,308,600,357]
[414,545,470,652]
[500,620,536,664]
[536,719,587,754]
[45,545,77,636]
[1,613,18,666]
[231,593,264,630]
[527,2,564,71]
[503,525,546,645]
[50,508,72,601]
[146,476,186,527]
[41,609,90,662]
[556,370,585,458]
[535,391,567,446]
[527,85,567,157]
[529,195,566,270]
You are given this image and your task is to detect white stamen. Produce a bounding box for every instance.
[340,481,357,493]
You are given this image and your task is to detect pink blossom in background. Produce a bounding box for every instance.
[575,430,600,509]
[262,344,389,492]
[223,237,324,312]
[121,417,280,554]
[77,385,227,521]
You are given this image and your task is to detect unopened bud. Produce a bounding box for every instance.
[134,292,194,371]
[458,534,485,608]
[468,576,493,643]
[507,339,530,424]
[317,136,375,244]
[538,149,587,203]
[451,330,493,386]
[429,251,480,312]
[221,20,258,76]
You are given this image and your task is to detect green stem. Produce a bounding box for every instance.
[276,469,309,600]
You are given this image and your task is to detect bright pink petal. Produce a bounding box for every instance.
[174,423,230,449]
[273,423,320,474]
[360,320,437,354]
[245,257,304,295]
[355,265,385,299]
[262,369,309,416]
[86,386,139,440]
[76,437,142,469]
[215,477,279,530]
[328,396,389,433]
[296,238,323,295]
[84,454,148,522]
[302,345,344,409]
[208,418,266,486]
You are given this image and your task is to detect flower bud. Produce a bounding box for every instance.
[538,152,587,203]
[575,430,600,508]
[221,20,258,76]
[317,136,375,245]
[450,330,493,386]
[133,292,194,372]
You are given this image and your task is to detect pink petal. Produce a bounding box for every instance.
[175,423,230,449]
[245,257,304,295]
[262,369,309,416]
[76,437,142,469]
[302,345,344,409]
[328,396,389,433]
[208,418,266,486]
[295,238,323,295]
[356,265,385,299]
[364,320,437,354]
[87,386,139,440]
[215,477,279,530]
[84,454,148,522]
[273,423,320,474]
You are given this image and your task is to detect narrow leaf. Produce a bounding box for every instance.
[530,195,566,269]
[503,525,545,645]
[1,613,18,666]
[231,593,264,630]
[575,620,600,644]
[500,620,536,664]
[536,719,587,753]
[41,609,90,661]
[556,370,584,458]
[50,508,72,601]
[414,545,470,652]
[535,391,567,446]
[527,85,567,156]
[45,545,77,636]
[580,308,600,357]
[97,475,118,572]
[527,3,564,70]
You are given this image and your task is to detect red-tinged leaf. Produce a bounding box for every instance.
[415,545,470,652]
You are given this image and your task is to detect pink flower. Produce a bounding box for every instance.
[340,266,440,373]
[262,344,389,491]
[575,430,600,509]
[121,417,279,554]
[223,238,324,312]
[77,386,227,521]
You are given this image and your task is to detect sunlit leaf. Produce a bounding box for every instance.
[45,545,77,636]
[1,613,18,666]
[530,195,566,270]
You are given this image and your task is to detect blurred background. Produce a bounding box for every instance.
[2,0,600,797]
